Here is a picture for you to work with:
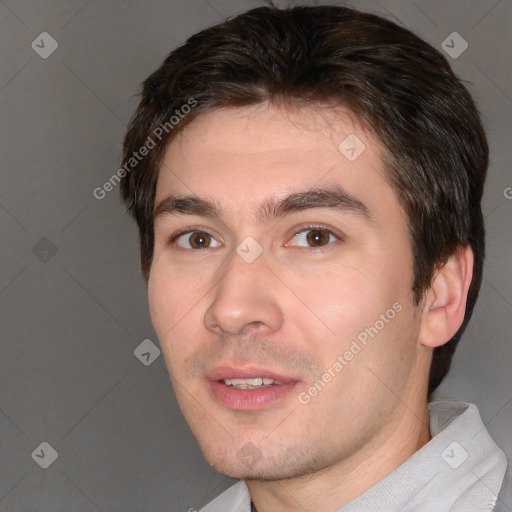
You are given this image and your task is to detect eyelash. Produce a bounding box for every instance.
[167,224,343,251]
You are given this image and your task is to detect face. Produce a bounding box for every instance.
[148,102,428,480]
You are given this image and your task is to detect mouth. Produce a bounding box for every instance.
[206,365,299,411]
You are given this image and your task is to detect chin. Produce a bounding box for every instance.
[201,443,325,481]
[208,459,294,481]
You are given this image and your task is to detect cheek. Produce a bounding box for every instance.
[147,268,172,336]
[284,264,381,346]
[147,263,202,353]
[286,258,413,367]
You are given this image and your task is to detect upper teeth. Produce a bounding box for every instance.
[224,377,276,388]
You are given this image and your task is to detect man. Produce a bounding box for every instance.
[119,4,510,511]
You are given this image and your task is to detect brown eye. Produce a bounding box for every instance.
[172,230,221,250]
[189,231,211,248]
[290,227,339,248]
[306,229,331,247]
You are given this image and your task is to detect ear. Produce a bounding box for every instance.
[418,245,474,348]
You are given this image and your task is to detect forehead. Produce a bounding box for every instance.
[155,101,397,223]
[164,101,374,165]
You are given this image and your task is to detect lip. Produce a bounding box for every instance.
[206,364,299,411]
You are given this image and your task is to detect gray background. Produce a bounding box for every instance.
[0,0,510,510]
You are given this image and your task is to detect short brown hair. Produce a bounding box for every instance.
[119,4,488,395]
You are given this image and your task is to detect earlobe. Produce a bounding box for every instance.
[418,245,474,349]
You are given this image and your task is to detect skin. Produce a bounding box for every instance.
[148,101,473,512]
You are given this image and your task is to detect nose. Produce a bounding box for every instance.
[203,247,284,337]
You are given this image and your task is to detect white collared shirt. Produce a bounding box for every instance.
[199,399,509,512]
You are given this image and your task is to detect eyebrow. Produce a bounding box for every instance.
[153,185,373,225]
